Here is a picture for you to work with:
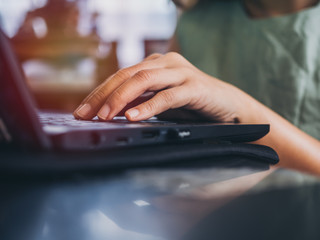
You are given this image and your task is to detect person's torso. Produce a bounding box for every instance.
[176,1,320,139]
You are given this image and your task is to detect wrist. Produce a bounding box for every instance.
[234,88,268,125]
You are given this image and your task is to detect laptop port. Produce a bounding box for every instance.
[91,132,101,146]
[116,137,130,145]
[142,130,159,139]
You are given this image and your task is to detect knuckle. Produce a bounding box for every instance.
[111,90,124,103]
[133,70,153,84]
[144,100,157,113]
[159,90,174,105]
[115,68,131,80]
[165,51,183,61]
[92,90,106,103]
[146,53,162,59]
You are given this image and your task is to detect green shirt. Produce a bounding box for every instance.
[176,1,320,140]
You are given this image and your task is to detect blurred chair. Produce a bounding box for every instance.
[10,0,119,111]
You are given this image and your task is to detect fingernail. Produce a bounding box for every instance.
[77,104,91,118]
[97,105,110,120]
[127,109,140,119]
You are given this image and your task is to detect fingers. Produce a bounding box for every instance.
[73,75,113,119]
[73,51,241,124]
[73,52,194,121]
[97,67,188,120]
[73,56,166,120]
[125,86,191,121]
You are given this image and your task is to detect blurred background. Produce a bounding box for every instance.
[0,0,178,111]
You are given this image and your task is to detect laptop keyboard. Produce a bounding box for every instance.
[38,111,175,129]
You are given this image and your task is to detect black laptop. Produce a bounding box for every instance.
[0,29,270,152]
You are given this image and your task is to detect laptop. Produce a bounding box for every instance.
[0,29,270,152]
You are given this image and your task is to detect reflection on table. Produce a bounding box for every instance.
[1,162,320,240]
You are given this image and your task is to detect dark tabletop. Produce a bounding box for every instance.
[1,156,320,240]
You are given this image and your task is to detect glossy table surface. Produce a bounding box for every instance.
[1,157,320,240]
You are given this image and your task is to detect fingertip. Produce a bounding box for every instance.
[75,103,92,119]
[125,108,140,121]
[97,104,110,121]
[73,111,80,119]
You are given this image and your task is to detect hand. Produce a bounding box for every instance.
[73,52,245,122]
[73,52,320,175]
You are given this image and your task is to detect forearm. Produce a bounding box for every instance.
[240,92,320,175]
